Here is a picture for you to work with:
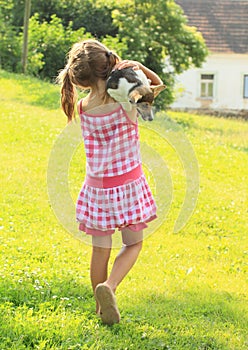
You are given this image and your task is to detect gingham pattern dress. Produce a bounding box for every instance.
[76,103,157,236]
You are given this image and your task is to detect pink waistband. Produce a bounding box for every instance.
[85,164,143,189]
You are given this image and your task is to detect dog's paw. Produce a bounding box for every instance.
[120,101,133,112]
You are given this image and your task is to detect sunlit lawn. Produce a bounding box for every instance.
[0,70,247,349]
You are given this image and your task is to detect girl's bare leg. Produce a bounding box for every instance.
[104,228,143,292]
[91,235,112,313]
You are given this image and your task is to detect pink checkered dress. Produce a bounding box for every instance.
[76,103,157,236]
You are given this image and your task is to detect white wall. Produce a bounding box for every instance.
[171,53,248,110]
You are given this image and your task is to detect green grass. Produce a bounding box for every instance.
[0,69,248,349]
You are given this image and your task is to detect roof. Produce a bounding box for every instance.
[176,0,248,53]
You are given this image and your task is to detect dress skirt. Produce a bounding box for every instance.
[76,167,157,236]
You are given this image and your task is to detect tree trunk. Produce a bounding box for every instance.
[22,0,31,74]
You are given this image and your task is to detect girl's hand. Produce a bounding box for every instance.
[114,59,164,87]
[114,60,140,71]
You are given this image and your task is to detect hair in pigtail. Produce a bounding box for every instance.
[105,51,120,78]
[58,68,77,122]
[57,39,121,120]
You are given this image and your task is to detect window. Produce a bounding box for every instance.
[200,74,214,98]
[244,75,248,98]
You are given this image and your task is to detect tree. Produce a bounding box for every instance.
[0,0,22,71]
[8,0,118,37]
[26,14,90,78]
[26,14,126,79]
[112,0,208,108]
[22,0,31,73]
[1,0,207,109]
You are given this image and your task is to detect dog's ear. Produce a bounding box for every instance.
[129,90,143,104]
[150,84,166,98]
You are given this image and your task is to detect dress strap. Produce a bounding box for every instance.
[79,99,83,114]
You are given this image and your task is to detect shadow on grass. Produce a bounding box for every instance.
[229,145,248,153]
[1,275,246,349]
[0,276,95,349]
[0,275,93,311]
[115,289,247,350]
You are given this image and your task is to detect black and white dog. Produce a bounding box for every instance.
[106,67,165,121]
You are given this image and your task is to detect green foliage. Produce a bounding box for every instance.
[27,14,92,79]
[0,25,22,72]
[1,0,25,28]
[112,0,208,108]
[0,0,21,71]
[1,0,208,108]
[70,1,118,36]
[0,0,15,23]
[0,0,118,77]
[25,12,128,80]
[101,35,128,57]
[6,0,118,37]
[28,0,117,36]
[1,71,248,349]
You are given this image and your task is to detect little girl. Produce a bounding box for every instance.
[58,39,164,325]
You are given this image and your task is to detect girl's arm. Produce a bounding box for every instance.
[115,60,163,86]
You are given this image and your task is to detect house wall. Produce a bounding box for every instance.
[171,53,248,111]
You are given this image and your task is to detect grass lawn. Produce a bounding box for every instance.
[0,70,247,349]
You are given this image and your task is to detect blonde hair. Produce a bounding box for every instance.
[57,39,120,122]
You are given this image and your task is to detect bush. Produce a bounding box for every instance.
[0,25,22,73]
[26,14,128,81]
[26,14,92,80]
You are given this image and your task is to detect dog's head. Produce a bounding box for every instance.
[129,86,154,121]
[129,84,166,121]
[106,67,166,121]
